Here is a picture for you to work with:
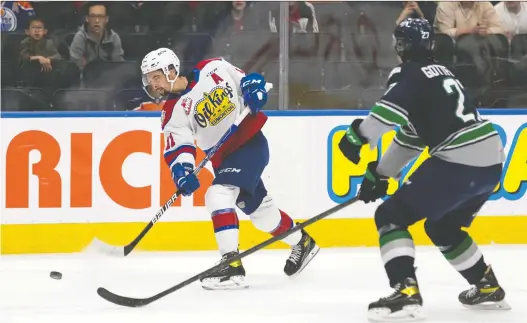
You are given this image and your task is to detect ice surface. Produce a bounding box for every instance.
[1,246,525,323]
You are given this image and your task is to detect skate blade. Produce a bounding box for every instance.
[288,245,321,278]
[462,300,511,311]
[201,276,248,291]
[368,305,425,322]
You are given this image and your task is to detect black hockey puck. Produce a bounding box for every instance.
[50,271,62,280]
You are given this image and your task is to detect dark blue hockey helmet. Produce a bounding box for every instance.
[393,17,434,62]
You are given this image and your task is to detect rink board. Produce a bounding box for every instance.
[1,110,526,254]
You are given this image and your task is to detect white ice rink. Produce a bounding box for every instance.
[1,246,525,323]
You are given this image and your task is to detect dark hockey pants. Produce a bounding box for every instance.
[374,156,502,286]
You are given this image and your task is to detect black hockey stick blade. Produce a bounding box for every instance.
[97,196,360,307]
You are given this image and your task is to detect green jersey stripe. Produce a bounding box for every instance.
[447,122,497,147]
[371,103,409,127]
[370,112,401,127]
[379,99,409,117]
[370,113,395,127]
[442,132,499,151]
[430,121,492,154]
[395,129,426,151]
[400,127,420,138]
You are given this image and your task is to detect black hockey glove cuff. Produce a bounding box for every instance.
[358,161,389,203]
[338,119,368,164]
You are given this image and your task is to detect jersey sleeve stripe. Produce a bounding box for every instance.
[164,145,197,167]
[379,99,409,117]
[370,112,399,127]
[394,135,425,151]
[400,125,420,138]
[395,129,426,151]
[370,103,409,127]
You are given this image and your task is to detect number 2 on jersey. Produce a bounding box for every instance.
[442,78,478,123]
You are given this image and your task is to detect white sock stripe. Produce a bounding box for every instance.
[381,246,415,264]
[452,248,483,272]
[448,242,479,267]
[380,239,415,256]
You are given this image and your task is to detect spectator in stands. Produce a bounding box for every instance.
[494,1,527,41]
[210,2,265,62]
[269,1,319,33]
[69,2,124,70]
[396,2,437,25]
[396,2,425,25]
[19,17,62,72]
[0,1,35,32]
[434,1,504,38]
[436,2,505,96]
[217,1,261,33]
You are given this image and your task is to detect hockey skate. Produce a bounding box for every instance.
[367,277,424,322]
[284,229,320,277]
[458,265,510,310]
[200,251,248,290]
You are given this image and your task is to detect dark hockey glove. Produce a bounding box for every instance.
[358,161,389,203]
[338,119,368,164]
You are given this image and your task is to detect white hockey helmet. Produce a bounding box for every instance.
[141,48,181,98]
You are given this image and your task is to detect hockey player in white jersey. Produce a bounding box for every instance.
[141,48,320,290]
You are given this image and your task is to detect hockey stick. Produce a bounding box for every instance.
[97,196,360,307]
[87,83,273,257]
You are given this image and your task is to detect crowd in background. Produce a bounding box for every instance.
[1,1,527,111]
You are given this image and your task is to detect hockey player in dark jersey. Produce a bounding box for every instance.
[338,18,510,321]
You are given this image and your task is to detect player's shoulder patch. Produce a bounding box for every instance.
[161,95,181,130]
[181,96,193,116]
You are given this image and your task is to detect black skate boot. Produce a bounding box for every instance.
[458,265,510,310]
[284,229,320,277]
[367,277,424,322]
[200,251,248,290]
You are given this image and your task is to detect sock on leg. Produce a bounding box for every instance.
[379,227,417,286]
[248,196,302,245]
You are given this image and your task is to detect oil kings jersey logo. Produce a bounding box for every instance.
[1,7,17,32]
[194,83,235,128]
